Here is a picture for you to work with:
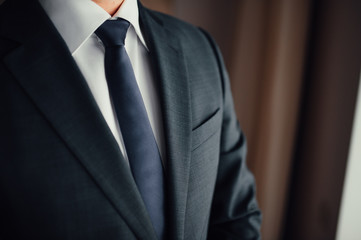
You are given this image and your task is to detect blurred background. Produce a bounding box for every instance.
[140,0,361,239]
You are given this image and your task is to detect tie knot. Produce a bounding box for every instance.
[95,19,130,47]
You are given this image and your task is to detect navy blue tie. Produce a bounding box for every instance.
[95,19,165,240]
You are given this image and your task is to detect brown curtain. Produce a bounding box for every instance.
[284,0,361,239]
[229,1,310,238]
[142,0,361,239]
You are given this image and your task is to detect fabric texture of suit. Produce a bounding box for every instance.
[0,0,262,239]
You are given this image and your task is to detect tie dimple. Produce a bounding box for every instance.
[95,19,129,47]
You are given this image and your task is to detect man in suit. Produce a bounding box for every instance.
[0,0,261,239]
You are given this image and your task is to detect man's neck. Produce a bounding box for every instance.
[92,0,124,16]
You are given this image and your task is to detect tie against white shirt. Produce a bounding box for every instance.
[38,0,166,164]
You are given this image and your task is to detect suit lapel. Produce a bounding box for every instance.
[1,1,157,239]
[139,5,192,240]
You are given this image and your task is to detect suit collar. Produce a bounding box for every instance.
[38,0,148,54]
[139,4,192,240]
[1,1,157,239]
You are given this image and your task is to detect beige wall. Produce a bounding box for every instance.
[336,70,361,240]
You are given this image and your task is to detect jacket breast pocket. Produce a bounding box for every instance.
[191,108,222,151]
[186,108,223,236]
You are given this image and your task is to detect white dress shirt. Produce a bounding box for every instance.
[38,0,166,163]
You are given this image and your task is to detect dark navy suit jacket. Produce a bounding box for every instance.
[0,0,261,239]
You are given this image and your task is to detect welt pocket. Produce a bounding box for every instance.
[191,108,222,151]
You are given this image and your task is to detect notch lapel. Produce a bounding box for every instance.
[139,5,192,240]
[1,1,157,239]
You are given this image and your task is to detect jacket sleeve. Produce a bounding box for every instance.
[200,29,262,240]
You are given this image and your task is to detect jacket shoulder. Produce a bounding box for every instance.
[142,7,210,45]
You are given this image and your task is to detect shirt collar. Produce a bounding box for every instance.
[38,0,148,54]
